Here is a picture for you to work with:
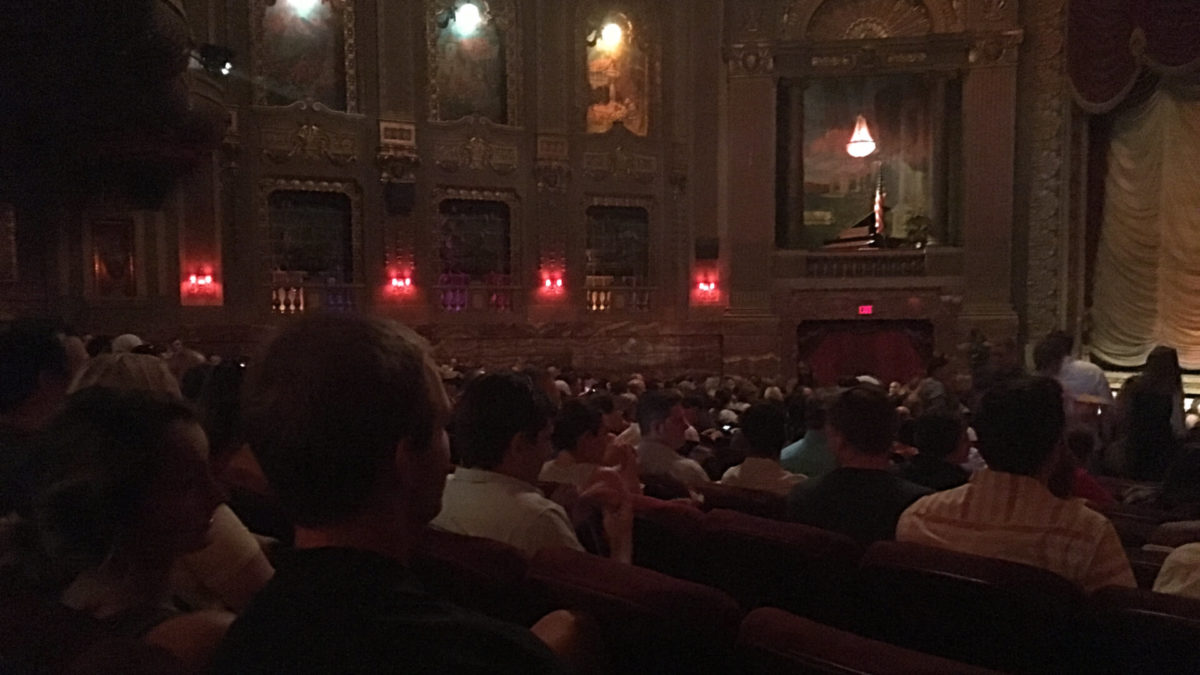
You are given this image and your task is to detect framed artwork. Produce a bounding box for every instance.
[91,219,137,297]
[254,0,355,111]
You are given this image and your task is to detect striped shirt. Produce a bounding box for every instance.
[896,468,1135,592]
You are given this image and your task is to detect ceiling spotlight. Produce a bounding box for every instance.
[454,2,483,36]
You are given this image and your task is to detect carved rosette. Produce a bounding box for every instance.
[969,30,1023,67]
[1022,0,1069,337]
[728,42,775,77]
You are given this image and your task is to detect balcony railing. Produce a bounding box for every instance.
[804,250,927,278]
[434,273,517,312]
[585,276,653,312]
[270,271,360,314]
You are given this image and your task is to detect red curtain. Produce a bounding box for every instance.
[1069,0,1200,112]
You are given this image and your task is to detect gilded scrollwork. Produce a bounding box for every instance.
[782,0,962,40]
[433,136,519,174]
[261,122,358,165]
[250,0,358,113]
[257,178,363,283]
[425,0,522,127]
[728,43,775,77]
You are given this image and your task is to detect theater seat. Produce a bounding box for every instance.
[737,607,1002,674]
[412,528,550,626]
[1150,520,1200,548]
[631,495,707,581]
[1076,586,1200,673]
[695,483,788,519]
[696,509,863,623]
[854,541,1084,672]
[528,546,743,674]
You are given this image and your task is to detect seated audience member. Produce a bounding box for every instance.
[719,403,806,496]
[900,411,970,492]
[540,399,610,488]
[636,389,709,488]
[786,386,931,544]
[1063,426,1115,507]
[897,376,1135,593]
[435,373,633,561]
[14,388,233,670]
[67,352,274,613]
[1153,542,1200,600]
[214,315,567,673]
[0,319,83,516]
[780,394,837,478]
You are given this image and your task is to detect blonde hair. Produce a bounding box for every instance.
[69,353,181,398]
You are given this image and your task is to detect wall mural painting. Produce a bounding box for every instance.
[261,0,347,109]
[437,199,511,282]
[267,190,354,283]
[434,6,508,123]
[91,220,137,297]
[586,13,648,136]
[585,205,649,284]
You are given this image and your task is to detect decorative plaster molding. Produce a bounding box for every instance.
[728,42,775,77]
[581,146,658,182]
[261,123,358,166]
[433,136,518,174]
[969,30,1023,66]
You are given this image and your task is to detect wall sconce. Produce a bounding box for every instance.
[387,271,415,297]
[436,1,490,37]
[540,271,565,296]
[181,269,223,306]
[693,274,721,305]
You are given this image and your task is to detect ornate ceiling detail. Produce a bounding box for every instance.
[804,0,934,41]
[261,123,358,166]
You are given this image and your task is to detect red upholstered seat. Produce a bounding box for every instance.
[696,509,863,623]
[412,528,550,626]
[631,495,707,582]
[695,482,788,519]
[1077,586,1200,673]
[528,546,743,673]
[853,540,1085,672]
[737,607,1002,674]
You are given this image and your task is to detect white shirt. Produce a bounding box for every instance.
[432,467,583,557]
[637,439,709,487]
[614,422,641,447]
[1056,357,1114,404]
[1154,543,1200,599]
[719,457,806,496]
[539,454,599,489]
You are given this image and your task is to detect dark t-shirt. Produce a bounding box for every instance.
[900,456,970,493]
[210,547,567,674]
[786,467,933,544]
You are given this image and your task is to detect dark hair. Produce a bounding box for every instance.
[1033,331,1072,373]
[1065,425,1095,463]
[926,353,950,378]
[828,385,896,456]
[973,376,1065,476]
[195,361,245,466]
[0,319,70,414]
[912,411,965,460]
[1143,346,1182,397]
[740,403,788,458]
[681,393,706,411]
[551,399,603,453]
[588,392,616,415]
[453,373,555,470]
[242,314,438,527]
[29,387,197,587]
[804,394,828,430]
[636,389,683,434]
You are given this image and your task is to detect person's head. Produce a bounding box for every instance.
[70,353,181,397]
[242,314,449,529]
[828,385,897,456]
[1033,331,1072,374]
[637,389,687,449]
[804,394,828,431]
[0,319,74,428]
[989,336,1021,371]
[912,411,970,464]
[627,378,647,397]
[454,373,556,484]
[681,393,707,426]
[164,348,207,386]
[30,387,220,584]
[926,354,951,381]
[762,386,784,403]
[1143,346,1182,394]
[551,399,607,464]
[740,402,788,459]
[973,376,1066,477]
[111,333,144,354]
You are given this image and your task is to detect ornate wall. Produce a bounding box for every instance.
[1,0,1083,382]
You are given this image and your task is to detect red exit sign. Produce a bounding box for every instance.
[858,304,874,315]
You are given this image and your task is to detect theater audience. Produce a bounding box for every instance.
[213,315,568,673]
[786,386,931,544]
[1062,426,1115,507]
[540,399,610,489]
[719,403,806,496]
[0,319,82,516]
[780,393,837,478]
[636,389,709,488]
[897,376,1135,592]
[1034,330,1114,407]
[12,388,232,670]
[435,373,633,561]
[1122,346,1185,481]
[900,411,970,492]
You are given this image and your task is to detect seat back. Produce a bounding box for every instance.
[697,509,863,623]
[737,607,1002,675]
[1150,520,1200,548]
[529,546,743,674]
[411,528,549,626]
[631,495,706,581]
[695,483,788,519]
[1077,586,1200,673]
[854,541,1084,672]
